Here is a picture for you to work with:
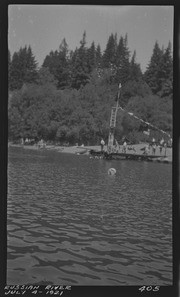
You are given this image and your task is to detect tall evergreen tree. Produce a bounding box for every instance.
[43,50,59,79]
[24,46,38,83]
[115,35,130,84]
[57,38,70,89]
[43,38,70,89]
[70,31,90,89]
[129,50,143,81]
[158,41,173,98]
[96,44,102,67]
[9,52,21,90]
[144,41,164,94]
[102,33,117,68]
[87,41,96,73]
[9,45,38,91]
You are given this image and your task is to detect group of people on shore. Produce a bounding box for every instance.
[100,137,170,156]
[144,137,168,156]
[20,137,46,149]
[100,138,134,154]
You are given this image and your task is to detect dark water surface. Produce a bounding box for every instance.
[7,146,172,285]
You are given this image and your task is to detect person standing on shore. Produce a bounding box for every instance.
[144,144,149,155]
[115,139,119,153]
[100,139,105,152]
[21,138,24,146]
[152,143,156,155]
[152,137,155,144]
[122,140,127,153]
[160,138,164,146]
[164,142,167,156]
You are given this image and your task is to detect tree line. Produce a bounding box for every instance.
[8,32,173,145]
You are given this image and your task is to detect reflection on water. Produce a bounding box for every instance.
[7,147,172,285]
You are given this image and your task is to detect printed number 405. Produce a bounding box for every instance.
[139,286,160,292]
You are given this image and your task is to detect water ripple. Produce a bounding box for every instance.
[7,147,172,285]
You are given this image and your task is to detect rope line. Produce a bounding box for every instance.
[118,105,171,138]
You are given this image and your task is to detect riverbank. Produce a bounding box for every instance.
[8,142,172,162]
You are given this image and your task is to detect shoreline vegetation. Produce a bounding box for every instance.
[8,36,172,149]
[8,142,172,163]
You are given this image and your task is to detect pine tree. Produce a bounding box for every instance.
[9,52,21,90]
[115,35,130,84]
[158,41,173,98]
[87,41,96,73]
[129,50,143,81]
[144,41,164,94]
[24,46,38,83]
[102,33,117,68]
[70,31,90,89]
[43,38,70,89]
[43,50,59,79]
[9,46,38,91]
[96,44,102,67]
[57,38,70,89]
[144,41,173,98]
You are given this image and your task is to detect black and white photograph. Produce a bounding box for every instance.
[7,4,174,290]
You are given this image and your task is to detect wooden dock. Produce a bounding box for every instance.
[105,152,164,161]
[89,150,171,163]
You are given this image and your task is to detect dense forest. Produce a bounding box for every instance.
[8,32,173,145]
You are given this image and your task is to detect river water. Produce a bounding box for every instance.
[7,146,172,285]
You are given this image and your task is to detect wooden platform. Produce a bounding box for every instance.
[89,150,167,162]
[106,152,165,161]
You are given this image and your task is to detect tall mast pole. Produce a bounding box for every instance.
[107,83,121,153]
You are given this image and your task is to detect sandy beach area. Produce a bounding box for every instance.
[9,142,172,162]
